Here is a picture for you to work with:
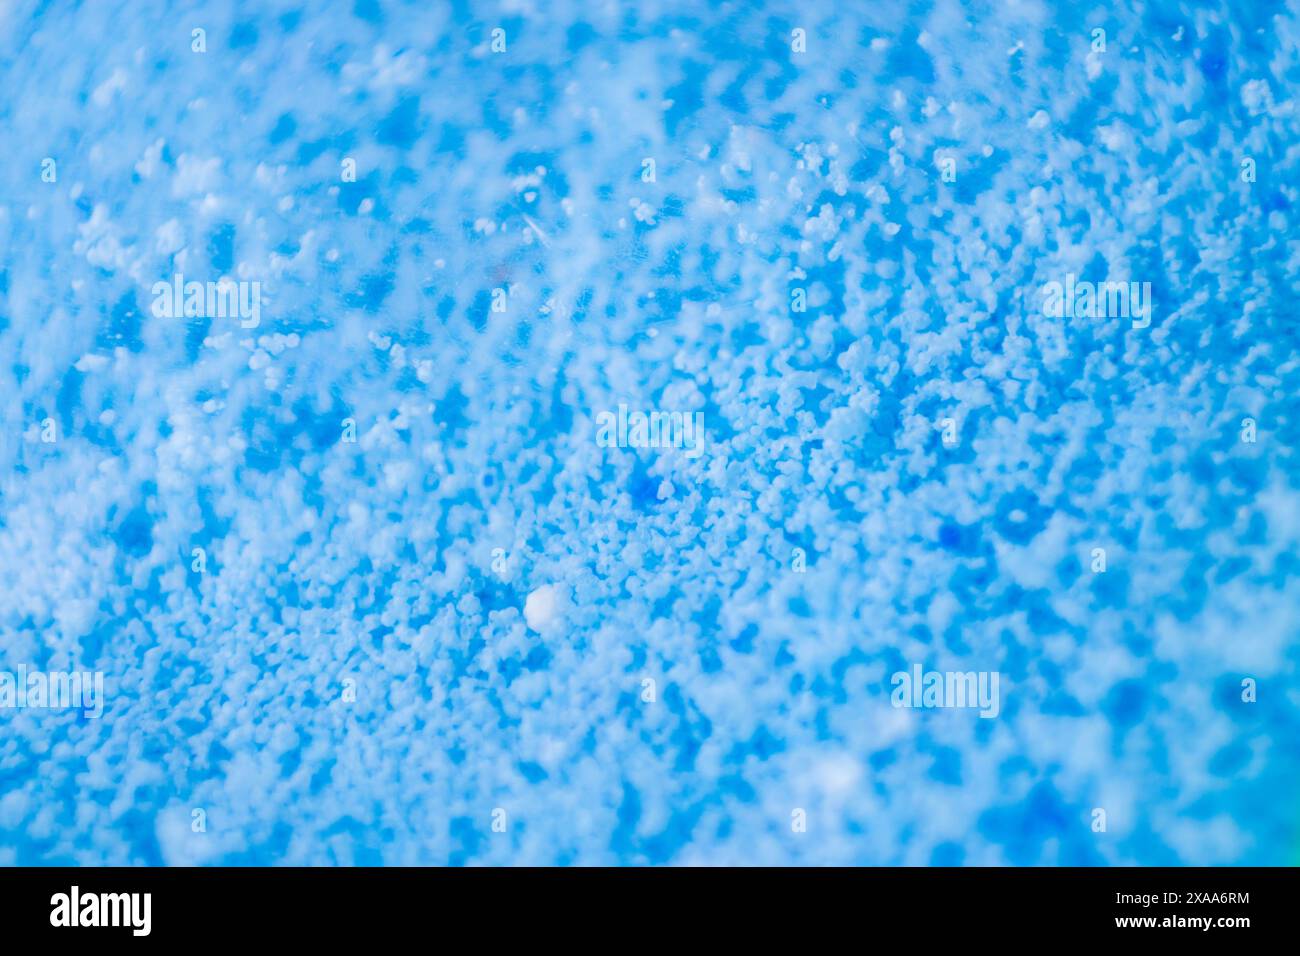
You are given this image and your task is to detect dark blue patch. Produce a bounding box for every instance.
[354,0,383,24]
[269,112,297,144]
[993,488,1051,545]
[113,505,154,558]
[229,22,258,48]
[376,96,421,149]
[208,223,235,273]
[1103,679,1148,729]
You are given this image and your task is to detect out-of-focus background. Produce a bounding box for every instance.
[0,0,1297,865]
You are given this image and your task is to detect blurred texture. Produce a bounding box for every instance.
[0,0,1297,864]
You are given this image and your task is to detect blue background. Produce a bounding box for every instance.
[0,0,1297,865]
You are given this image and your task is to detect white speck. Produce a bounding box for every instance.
[135,139,165,180]
[74,353,109,373]
[524,584,563,633]
[155,218,185,255]
[92,67,128,107]
[171,154,222,198]
[1086,51,1104,81]
[520,212,551,248]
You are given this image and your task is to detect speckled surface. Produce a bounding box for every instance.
[0,0,1297,865]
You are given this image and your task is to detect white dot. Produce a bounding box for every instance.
[524,585,561,633]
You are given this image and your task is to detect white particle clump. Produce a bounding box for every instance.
[1241,79,1274,116]
[524,584,563,633]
